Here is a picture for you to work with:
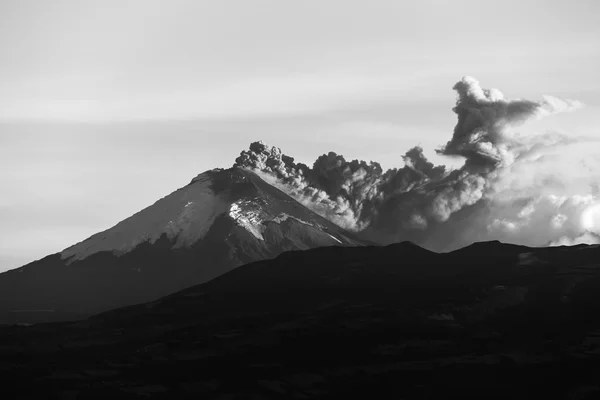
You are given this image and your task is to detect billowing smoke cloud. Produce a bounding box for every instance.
[234,141,440,231]
[438,76,582,168]
[234,76,598,251]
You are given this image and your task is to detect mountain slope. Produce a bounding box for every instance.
[0,167,366,324]
[3,241,600,398]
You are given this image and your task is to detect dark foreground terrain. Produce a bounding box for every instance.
[3,241,600,399]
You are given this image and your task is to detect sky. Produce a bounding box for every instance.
[1,0,599,272]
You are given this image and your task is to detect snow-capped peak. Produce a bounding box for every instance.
[59,167,356,265]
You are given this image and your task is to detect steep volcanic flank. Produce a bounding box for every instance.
[0,167,365,324]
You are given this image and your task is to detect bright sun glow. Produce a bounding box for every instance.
[581,203,600,233]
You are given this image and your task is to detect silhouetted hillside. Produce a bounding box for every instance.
[3,241,600,398]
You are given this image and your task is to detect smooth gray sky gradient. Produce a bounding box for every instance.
[1,0,599,271]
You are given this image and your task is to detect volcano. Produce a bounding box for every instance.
[0,167,366,324]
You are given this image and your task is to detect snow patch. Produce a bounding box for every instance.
[228,201,267,240]
[271,213,314,227]
[326,233,343,244]
[227,207,320,241]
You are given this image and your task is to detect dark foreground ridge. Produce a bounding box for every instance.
[3,240,600,399]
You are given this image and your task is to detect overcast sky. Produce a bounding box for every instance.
[1,0,599,271]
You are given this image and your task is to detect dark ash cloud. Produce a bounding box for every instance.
[234,76,594,251]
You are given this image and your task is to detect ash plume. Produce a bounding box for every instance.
[234,76,597,250]
[438,76,582,168]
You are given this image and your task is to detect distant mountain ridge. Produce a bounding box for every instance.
[88,239,600,327]
[0,167,366,324]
